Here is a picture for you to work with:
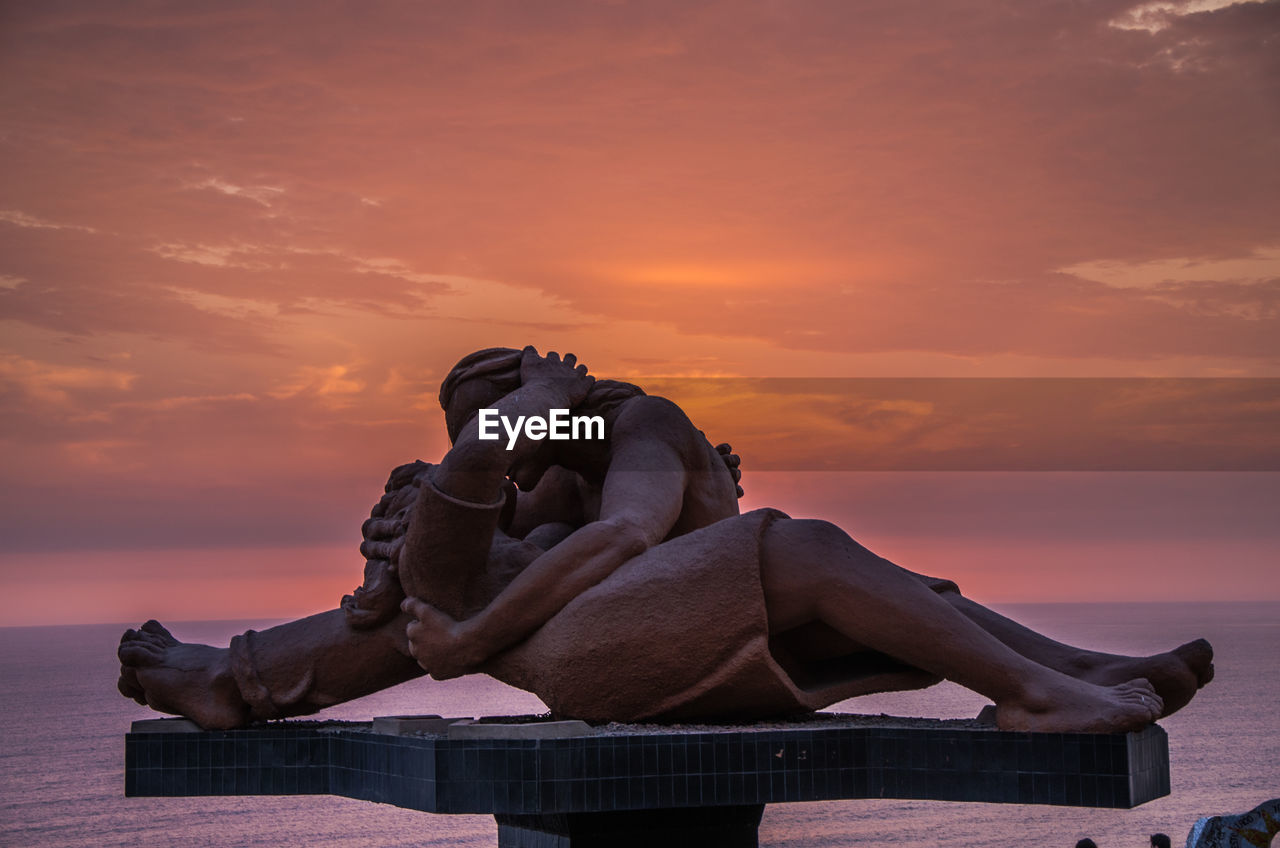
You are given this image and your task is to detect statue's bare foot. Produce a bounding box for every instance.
[1078,639,1214,718]
[996,674,1163,733]
[117,620,248,730]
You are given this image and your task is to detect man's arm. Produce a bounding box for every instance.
[432,359,591,504]
[404,413,690,677]
[395,349,594,619]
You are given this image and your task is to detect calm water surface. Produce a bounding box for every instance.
[0,603,1276,847]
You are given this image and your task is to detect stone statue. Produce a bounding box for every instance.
[118,347,1214,734]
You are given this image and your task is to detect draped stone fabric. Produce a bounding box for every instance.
[403,473,946,722]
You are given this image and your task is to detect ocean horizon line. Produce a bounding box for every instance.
[4,599,1278,631]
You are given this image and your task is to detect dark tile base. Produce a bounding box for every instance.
[124,715,1172,844]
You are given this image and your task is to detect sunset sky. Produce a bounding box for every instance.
[2,0,1278,626]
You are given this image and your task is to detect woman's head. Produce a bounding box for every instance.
[439,348,522,443]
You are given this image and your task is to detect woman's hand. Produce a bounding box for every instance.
[344,461,428,629]
[716,442,745,498]
[518,346,594,408]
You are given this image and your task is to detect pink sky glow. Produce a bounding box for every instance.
[1,0,1278,625]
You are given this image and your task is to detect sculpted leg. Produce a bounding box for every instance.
[935,591,1213,717]
[229,609,424,721]
[118,462,436,729]
[759,519,1165,733]
[118,610,423,729]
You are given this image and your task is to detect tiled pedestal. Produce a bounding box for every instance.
[124,715,1171,847]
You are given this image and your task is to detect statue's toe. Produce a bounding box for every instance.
[118,641,163,667]
[117,669,147,704]
[141,620,178,643]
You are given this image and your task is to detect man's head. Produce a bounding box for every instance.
[1151,834,1171,848]
[1075,840,1098,848]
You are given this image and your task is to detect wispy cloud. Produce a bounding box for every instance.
[0,209,97,233]
[269,363,367,405]
[0,354,137,405]
[187,177,285,207]
[1108,0,1268,32]
[1062,249,1280,290]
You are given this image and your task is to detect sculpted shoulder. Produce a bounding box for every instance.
[609,395,716,466]
[610,394,693,434]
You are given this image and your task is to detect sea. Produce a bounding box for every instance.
[1,603,1276,847]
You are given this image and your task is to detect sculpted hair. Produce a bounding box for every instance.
[439,347,644,418]
[438,347,522,410]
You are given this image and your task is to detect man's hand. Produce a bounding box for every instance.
[518,346,594,408]
[402,597,486,679]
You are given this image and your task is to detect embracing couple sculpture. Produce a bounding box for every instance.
[118,347,1214,734]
